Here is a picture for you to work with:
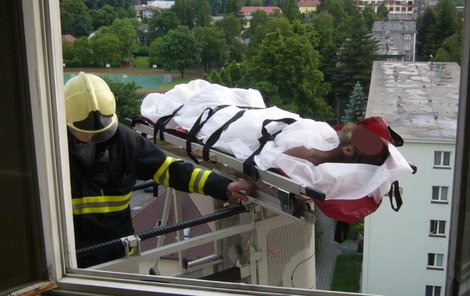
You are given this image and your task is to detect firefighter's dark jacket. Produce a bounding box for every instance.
[68,123,232,251]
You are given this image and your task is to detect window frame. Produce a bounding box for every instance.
[434,151,452,168]
[429,220,446,237]
[427,253,445,270]
[425,285,442,296]
[432,186,449,203]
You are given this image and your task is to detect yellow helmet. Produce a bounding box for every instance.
[65,72,118,143]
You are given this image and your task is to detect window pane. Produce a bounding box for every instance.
[435,286,441,296]
[428,253,434,265]
[434,151,441,165]
[438,221,446,234]
[436,254,444,266]
[426,285,433,296]
[432,186,439,200]
[441,187,448,200]
[443,152,450,166]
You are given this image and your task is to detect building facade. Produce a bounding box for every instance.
[372,20,417,62]
[362,61,460,296]
[355,0,415,13]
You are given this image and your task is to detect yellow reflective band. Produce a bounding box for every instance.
[189,168,201,193]
[72,192,132,215]
[154,156,173,184]
[198,170,211,194]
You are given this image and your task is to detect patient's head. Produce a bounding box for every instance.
[337,123,389,165]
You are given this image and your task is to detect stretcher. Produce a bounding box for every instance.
[135,80,415,225]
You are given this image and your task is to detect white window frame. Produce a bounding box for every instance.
[404,33,412,40]
[427,253,445,270]
[429,220,446,237]
[404,44,411,51]
[432,186,449,203]
[425,285,442,296]
[434,151,451,168]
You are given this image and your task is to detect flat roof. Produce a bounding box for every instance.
[366,61,460,142]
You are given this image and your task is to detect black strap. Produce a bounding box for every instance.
[185,105,229,163]
[388,180,403,211]
[153,105,184,141]
[202,110,247,161]
[388,126,404,147]
[334,221,350,243]
[243,118,297,179]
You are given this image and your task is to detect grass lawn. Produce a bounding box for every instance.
[134,56,150,69]
[330,254,363,292]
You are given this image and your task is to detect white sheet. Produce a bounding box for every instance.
[141,79,414,202]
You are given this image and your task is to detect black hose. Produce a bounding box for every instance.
[132,180,156,191]
[76,205,247,258]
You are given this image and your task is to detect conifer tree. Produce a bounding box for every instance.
[342,81,366,123]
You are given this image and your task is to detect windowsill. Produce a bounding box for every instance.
[429,234,446,238]
[433,166,452,170]
[431,201,449,205]
[427,266,445,271]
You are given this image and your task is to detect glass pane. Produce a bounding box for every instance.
[434,151,441,166]
[432,186,439,200]
[436,254,443,266]
[443,152,450,166]
[428,253,434,266]
[438,221,446,234]
[441,187,448,201]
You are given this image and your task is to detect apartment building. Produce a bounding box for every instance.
[372,20,417,62]
[362,61,460,296]
[355,0,415,13]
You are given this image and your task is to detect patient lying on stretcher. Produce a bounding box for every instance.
[140,79,413,206]
[284,122,389,167]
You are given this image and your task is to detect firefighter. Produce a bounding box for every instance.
[65,72,254,268]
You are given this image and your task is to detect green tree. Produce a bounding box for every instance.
[246,31,333,120]
[224,0,242,16]
[195,0,213,27]
[111,18,139,58]
[214,13,245,60]
[416,6,438,61]
[284,0,301,21]
[434,29,462,64]
[89,30,122,66]
[151,26,201,78]
[104,78,143,121]
[434,0,458,48]
[60,0,93,37]
[376,3,389,20]
[73,37,94,67]
[172,0,195,28]
[333,12,378,122]
[242,10,270,40]
[194,26,230,71]
[148,10,180,39]
[208,0,223,15]
[362,5,378,31]
[342,81,366,123]
[91,4,118,30]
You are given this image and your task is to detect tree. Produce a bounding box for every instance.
[60,0,93,37]
[333,12,378,122]
[246,31,333,120]
[362,5,378,31]
[434,0,458,48]
[110,18,139,58]
[89,30,122,66]
[284,0,301,21]
[148,10,180,39]
[104,78,143,121]
[342,81,366,123]
[151,26,201,78]
[224,0,242,16]
[91,4,118,30]
[194,0,213,27]
[193,26,229,71]
[172,0,195,28]
[376,3,389,20]
[214,13,245,61]
[73,37,94,67]
[434,29,462,64]
[208,0,223,15]
[416,6,438,61]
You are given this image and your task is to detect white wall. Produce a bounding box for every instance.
[362,141,454,296]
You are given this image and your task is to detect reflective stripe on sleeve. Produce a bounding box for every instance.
[189,168,212,195]
[153,156,178,187]
[72,192,132,215]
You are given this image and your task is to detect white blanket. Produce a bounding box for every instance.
[141,79,413,202]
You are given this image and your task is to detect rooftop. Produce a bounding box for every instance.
[366,61,460,142]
